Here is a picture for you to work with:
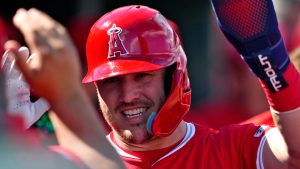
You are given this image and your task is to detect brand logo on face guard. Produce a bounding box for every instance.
[107,24,128,59]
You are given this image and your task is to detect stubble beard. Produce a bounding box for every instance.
[99,92,166,144]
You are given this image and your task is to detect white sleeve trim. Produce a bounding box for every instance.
[106,123,196,162]
[256,127,276,169]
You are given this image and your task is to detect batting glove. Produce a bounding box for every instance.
[1,47,50,128]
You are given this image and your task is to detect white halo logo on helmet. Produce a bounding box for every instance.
[107,24,128,59]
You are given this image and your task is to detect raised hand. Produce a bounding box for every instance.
[10,8,125,168]
[11,8,81,105]
[210,0,300,112]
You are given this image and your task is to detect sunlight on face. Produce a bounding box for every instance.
[95,69,166,144]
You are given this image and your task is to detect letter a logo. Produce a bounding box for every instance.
[107,24,128,59]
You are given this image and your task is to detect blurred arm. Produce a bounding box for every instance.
[10,8,124,169]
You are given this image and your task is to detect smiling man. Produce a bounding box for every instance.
[5,1,300,169]
[81,3,300,168]
[83,5,191,151]
[95,69,167,144]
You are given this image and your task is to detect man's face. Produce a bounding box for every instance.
[95,69,166,144]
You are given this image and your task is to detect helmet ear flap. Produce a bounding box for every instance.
[164,64,190,99]
[150,67,191,137]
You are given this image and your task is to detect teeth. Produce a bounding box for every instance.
[123,108,146,118]
[123,108,146,115]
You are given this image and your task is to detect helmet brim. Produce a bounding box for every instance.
[82,59,172,83]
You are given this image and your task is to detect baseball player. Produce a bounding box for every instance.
[81,2,300,169]
[5,1,300,169]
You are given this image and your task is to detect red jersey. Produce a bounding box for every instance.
[107,122,271,169]
[240,110,274,126]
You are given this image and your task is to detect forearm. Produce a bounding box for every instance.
[262,61,300,162]
[210,0,300,167]
[272,107,300,167]
[10,8,125,168]
[49,86,124,169]
[50,86,102,140]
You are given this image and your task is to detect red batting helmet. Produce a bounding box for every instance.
[83,5,191,137]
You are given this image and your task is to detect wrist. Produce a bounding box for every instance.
[48,84,87,109]
[262,63,300,112]
[242,37,289,92]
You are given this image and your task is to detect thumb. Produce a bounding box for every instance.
[18,46,30,80]
[1,50,14,73]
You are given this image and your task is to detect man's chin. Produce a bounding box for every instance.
[121,126,153,144]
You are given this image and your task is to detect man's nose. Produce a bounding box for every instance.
[119,78,140,103]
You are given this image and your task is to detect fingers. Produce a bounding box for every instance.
[1,46,32,79]
[2,40,21,71]
[13,8,63,56]
[10,8,81,102]
[1,50,14,72]
[19,47,30,60]
[11,49,31,83]
[13,8,45,54]
[4,40,21,51]
[1,50,19,77]
[27,8,58,28]
[18,47,31,80]
[13,9,35,50]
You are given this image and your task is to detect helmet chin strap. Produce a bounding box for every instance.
[146,112,157,135]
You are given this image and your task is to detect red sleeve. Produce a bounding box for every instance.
[204,124,271,169]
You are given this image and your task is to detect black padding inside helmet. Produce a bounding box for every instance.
[164,64,176,96]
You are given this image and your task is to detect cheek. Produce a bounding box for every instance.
[98,96,108,113]
[98,88,117,108]
[155,87,166,108]
[98,94,116,126]
[97,88,116,119]
[143,78,166,104]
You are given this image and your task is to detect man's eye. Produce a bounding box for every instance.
[104,77,120,84]
[135,73,150,79]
